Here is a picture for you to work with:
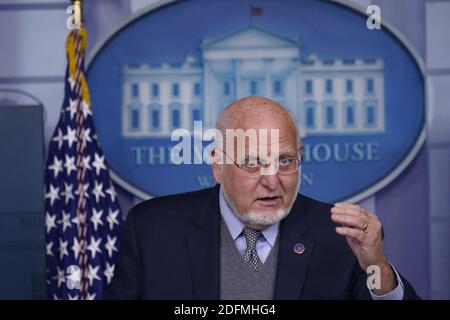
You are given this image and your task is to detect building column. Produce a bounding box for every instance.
[264,59,272,98]
[140,81,149,134]
[234,59,242,99]
[291,71,297,113]
[161,82,170,135]
[203,62,213,127]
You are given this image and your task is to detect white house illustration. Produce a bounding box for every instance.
[121,26,385,137]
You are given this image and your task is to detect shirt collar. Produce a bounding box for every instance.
[219,185,279,246]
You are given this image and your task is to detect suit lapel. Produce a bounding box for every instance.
[186,185,221,299]
[275,195,315,299]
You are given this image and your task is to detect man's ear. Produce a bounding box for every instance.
[211,148,222,184]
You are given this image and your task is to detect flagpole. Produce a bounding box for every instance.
[72,0,89,300]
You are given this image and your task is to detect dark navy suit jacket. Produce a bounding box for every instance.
[105,184,419,299]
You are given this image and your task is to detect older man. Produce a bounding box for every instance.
[105,96,419,299]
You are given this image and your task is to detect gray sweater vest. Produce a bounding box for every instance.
[220,219,279,300]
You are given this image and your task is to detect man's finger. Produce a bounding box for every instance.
[334,202,362,211]
[335,226,365,242]
[331,205,367,217]
[331,213,368,230]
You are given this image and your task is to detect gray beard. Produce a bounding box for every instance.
[222,175,301,227]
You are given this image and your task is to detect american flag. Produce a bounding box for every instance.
[45,28,122,300]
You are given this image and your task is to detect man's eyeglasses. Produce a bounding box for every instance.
[218,150,304,178]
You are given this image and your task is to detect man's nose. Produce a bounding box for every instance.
[259,171,280,190]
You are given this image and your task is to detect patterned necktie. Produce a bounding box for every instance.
[242,227,263,272]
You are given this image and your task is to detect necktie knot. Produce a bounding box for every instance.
[242,227,263,271]
[242,227,262,250]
